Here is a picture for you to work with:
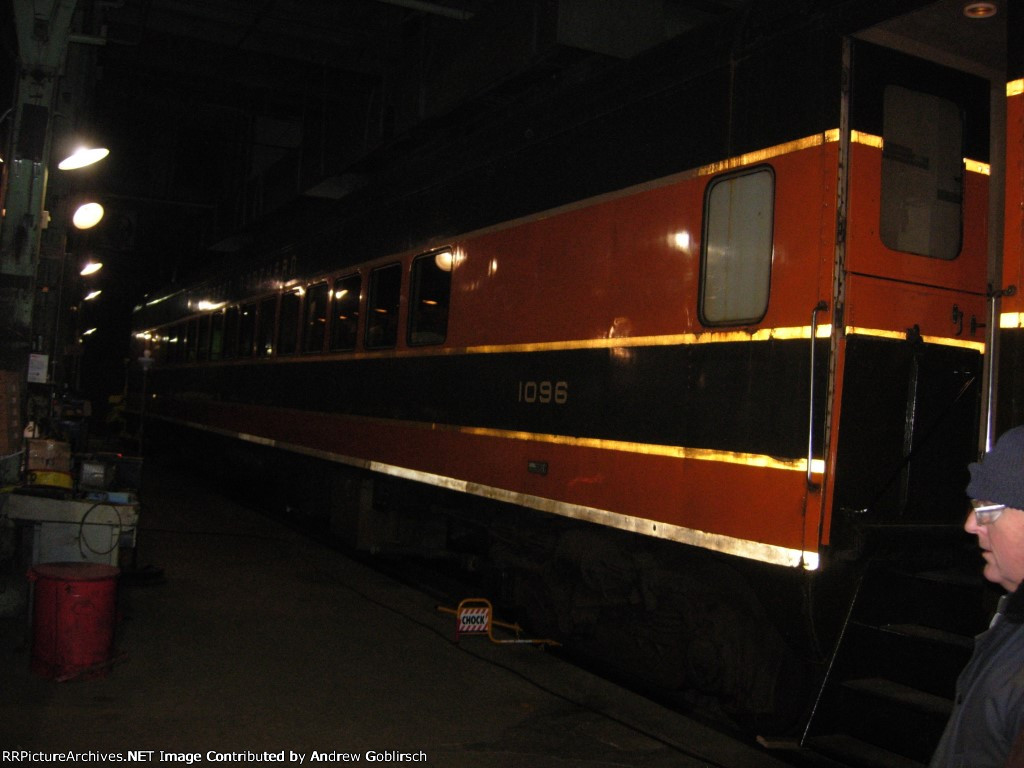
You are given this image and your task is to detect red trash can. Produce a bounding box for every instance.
[28,562,120,681]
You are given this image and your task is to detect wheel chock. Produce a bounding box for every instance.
[437,597,559,646]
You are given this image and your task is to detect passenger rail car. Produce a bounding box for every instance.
[132,11,994,754]
[997,59,1024,436]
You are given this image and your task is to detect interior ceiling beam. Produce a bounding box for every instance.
[367,0,476,21]
[101,2,389,73]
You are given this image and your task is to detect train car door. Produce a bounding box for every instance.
[995,61,1024,437]
[822,40,989,554]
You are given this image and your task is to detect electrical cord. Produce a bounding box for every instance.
[334,575,737,768]
[77,502,125,558]
[139,508,738,765]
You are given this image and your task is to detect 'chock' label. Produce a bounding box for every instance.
[457,605,490,634]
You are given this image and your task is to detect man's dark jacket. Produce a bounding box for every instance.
[931,588,1024,767]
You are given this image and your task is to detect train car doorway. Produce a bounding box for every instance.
[824,39,989,556]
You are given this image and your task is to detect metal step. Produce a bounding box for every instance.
[808,734,927,768]
[795,564,984,765]
[839,621,970,701]
[841,677,952,718]
[876,622,974,651]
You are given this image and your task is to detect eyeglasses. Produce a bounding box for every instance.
[971,499,1007,525]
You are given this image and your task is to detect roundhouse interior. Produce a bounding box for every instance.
[0,1,1019,765]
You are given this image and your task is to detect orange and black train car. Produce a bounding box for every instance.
[996,25,1024,438]
[131,12,993,735]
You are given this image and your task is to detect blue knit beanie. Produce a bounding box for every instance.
[967,426,1024,509]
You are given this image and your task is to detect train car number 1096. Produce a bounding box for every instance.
[517,380,569,404]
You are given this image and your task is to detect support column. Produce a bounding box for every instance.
[0,0,77,371]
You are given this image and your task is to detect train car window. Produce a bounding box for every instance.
[408,250,452,346]
[256,296,277,357]
[167,324,182,363]
[238,302,256,358]
[209,310,225,361]
[172,321,186,364]
[330,274,361,351]
[223,305,240,360]
[179,321,189,362]
[880,85,963,260]
[700,167,774,325]
[178,324,189,363]
[278,289,301,356]
[184,318,198,362]
[148,333,163,364]
[303,281,329,354]
[196,315,210,362]
[365,264,401,349]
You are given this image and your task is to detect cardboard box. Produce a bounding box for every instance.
[0,370,22,457]
[26,439,72,472]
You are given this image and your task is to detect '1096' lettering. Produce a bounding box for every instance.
[517,380,568,404]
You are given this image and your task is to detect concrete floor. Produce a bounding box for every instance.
[0,458,797,767]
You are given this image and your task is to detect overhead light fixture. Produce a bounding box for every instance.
[72,202,104,229]
[58,146,110,170]
[80,261,103,276]
[963,2,997,18]
[434,248,463,271]
[434,250,454,271]
[83,290,102,301]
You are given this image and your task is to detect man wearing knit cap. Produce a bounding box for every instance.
[931,426,1024,768]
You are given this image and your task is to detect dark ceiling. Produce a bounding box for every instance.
[0,0,1009,314]
[5,0,759,298]
[0,0,1009,401]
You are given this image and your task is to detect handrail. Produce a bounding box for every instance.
[984,285,1016,452]
[808,301,829,488]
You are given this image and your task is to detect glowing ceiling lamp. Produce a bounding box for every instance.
[963,2,997,18]
[80,261,103,276]
[72,202,104,229]
[58,146,110,170]
[435,249,463,271]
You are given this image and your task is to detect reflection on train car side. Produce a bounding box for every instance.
[130,23,997,761]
